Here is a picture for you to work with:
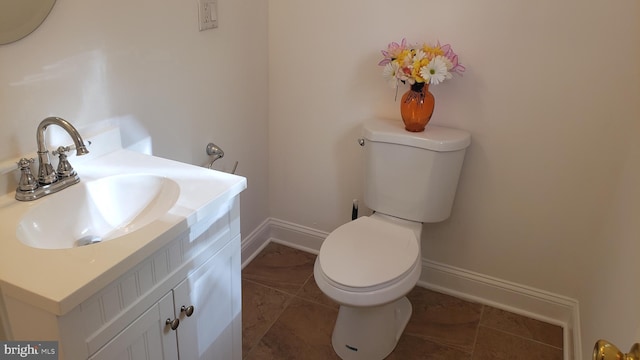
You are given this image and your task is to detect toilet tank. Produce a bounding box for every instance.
[362,118,471,223]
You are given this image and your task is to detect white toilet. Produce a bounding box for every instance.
[314,117,471,360]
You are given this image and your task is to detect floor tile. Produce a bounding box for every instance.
[297,274,339,310]
[241,280,292,355]
[480,306,563,348]
[404,286,482,353]
[472,326,563,360]
[244,297,340,360]
[242,242,316,294]
[386,334,472,360]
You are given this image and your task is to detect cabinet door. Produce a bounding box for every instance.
[89,292,178,360]
[173,238,241,360]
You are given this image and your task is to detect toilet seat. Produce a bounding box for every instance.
[318,216,420,289]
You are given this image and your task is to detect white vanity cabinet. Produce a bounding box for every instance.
[90,235,241,360]
[88,292,176,360]
[0,143,247,360]
[172,237,240,360]
[1,196,243,360]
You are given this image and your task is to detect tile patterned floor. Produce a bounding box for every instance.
[242,242,564,360]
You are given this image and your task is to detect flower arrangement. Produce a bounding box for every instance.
[378,38,465,88]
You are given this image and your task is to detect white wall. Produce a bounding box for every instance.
[0,0,269,237]
[268,0,640,356]
[576,5,640,354]
[578,131,640,356]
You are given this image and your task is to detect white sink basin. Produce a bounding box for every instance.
[16,174,180,249]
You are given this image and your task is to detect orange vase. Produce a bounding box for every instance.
[400,82,435,132]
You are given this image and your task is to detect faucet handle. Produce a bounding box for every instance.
[17,157,35,169]
[52,145,72,156]
[54,146,77,178]
[16,158,38,191]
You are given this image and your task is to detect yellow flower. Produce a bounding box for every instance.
[411,58,431,83]
[396,49,413,66]
[422,43,444,59]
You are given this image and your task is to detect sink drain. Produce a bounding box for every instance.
[75,235,103,247]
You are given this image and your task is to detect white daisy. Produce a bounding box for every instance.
[413,49,427,62]
[441,56,454,81]
[420,56,449,85]
[382,62,400,88]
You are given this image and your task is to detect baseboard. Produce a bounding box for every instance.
[419,259,581,360]
[240,218,271,268]
[241,217,581,359]
[240,217,327,268]
[268,218,327,254]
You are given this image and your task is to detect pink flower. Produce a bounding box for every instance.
[449,54,466,75]
[378,38,408,66]
[441,43,465,75]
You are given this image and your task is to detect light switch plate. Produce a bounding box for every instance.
[198,0,218,31]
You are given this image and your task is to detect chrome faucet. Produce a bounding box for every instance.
[15,117,90,201]
[36,117,89,184]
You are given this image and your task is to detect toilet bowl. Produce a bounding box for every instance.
[314,213,422,359]
[314,117,471,360]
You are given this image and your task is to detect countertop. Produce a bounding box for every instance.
[0,144,246,315]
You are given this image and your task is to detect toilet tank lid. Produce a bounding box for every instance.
[363,118,471,152]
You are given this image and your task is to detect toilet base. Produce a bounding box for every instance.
[331,296,412,360]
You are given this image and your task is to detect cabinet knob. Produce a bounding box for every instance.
[166,318,180,330]
[181,305,195,317]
